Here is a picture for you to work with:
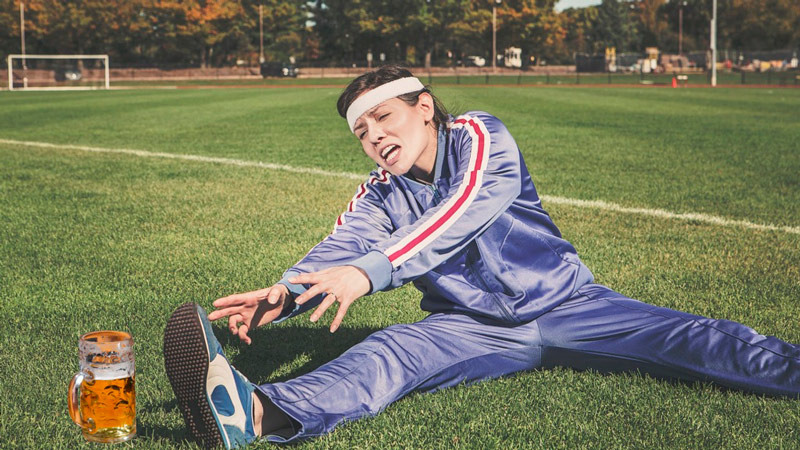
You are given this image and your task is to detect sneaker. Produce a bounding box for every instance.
[164,302,258,449]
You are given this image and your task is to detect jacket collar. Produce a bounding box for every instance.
[402,123,448,194]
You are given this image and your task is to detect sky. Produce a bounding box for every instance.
[555,0,602,11]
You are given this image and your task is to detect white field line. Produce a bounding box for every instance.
[2,138,799,236]
[539,197,800,235]
[0,138,364,181]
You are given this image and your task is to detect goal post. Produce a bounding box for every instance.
[7,54,110,91]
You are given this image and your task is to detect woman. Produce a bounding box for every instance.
[163,65,800,449]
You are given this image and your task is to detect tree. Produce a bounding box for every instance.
[5,0,797,69]
[589,0,639,53]
[310,0,365,64]
[722,0,800,50]
[243,0,307,63]
[562,5,599,55]
[499,0,567,65]
[38,0,119,56]
[636,0,669,48]
[447,0,492,63]
[139,0,306,67]
[0,0,20,57]
[660,0,711,52]
[178,0,246,68]
[406,0,478,68]
[1,0,131,70]
[311,0,479,68]
[0,1,20,65]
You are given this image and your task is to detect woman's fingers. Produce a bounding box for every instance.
[213,288,269,308]
[310,294,354,333]
[295,282,329,305]
[289,267,370,331]
[288,272,319,286]
[309,293,338,322]
[267,284,286,305]
[208,306,237,322]
[237,323,251,345]
[213,292,247,308]
[330,300,353,333]
[204,284,290,346]
[288,267,333,282]
[228,314,243,334]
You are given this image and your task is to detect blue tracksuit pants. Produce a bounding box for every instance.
[257,284,800,442]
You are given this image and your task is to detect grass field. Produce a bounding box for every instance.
[1,85,799,449]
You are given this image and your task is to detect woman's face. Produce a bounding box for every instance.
[352,93,438,182]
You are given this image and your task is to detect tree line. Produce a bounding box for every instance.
[1,0,798,68]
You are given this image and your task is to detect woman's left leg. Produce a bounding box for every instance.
[256,313,543,443]
[536,283,800,397]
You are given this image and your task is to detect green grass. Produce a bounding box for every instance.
[1,86,799,449]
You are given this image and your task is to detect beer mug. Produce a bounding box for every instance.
[68,331,136,443]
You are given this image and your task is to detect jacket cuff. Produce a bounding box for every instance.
[278,270,306,298]
[273,270,308,323]
[347,250,392,293]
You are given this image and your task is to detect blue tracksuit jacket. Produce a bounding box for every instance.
[278,111,594,323]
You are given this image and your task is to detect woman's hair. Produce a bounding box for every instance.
[336,65,449,129]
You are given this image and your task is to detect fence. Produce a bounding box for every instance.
[420,71,800,87]
[2,64,799,89]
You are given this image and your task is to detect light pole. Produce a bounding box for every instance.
[259,4,265,64]
[678,1,686,56]
[710,0,717,86]
[20,2,27,88]
[492,0,501,73]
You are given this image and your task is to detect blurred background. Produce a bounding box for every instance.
[2,1,798,87]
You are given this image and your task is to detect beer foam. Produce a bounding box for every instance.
[80,360,135,380]
[80,347,134,379]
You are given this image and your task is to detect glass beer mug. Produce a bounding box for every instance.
[68,331,136,443]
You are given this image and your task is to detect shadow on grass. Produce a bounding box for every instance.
[142,323,380,444]
[218,323,381,384]
[138,420,193,447]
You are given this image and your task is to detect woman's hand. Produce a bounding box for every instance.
[208,284,289,345]
[290,266,371,333]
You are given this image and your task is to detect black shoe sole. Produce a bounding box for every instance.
[164,302,225,449]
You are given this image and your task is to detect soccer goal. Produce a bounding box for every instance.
[7,54,110,91]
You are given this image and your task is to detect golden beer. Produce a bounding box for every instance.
[80,376,136,437]
[69,330,136,443]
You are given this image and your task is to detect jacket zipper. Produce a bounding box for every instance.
[429,184,441,202]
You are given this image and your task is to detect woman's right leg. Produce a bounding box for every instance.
[257,313,543,443]
[536,284,800,397]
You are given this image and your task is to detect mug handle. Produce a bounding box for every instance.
[68,371,94,430]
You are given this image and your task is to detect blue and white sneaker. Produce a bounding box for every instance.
[164,303,258,449]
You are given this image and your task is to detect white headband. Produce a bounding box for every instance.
[346,77,426,133]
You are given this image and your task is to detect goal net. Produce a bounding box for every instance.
[6,54,110,91]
